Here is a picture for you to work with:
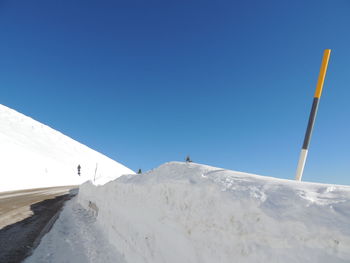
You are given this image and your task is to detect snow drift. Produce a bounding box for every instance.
[77,162,350,263]
[0,104,134,192]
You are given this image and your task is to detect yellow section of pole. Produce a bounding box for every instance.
[314,49,331,98]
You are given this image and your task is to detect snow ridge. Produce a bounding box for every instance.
[77,162,350,263]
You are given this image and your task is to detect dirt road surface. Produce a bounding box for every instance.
[0,186,78,263]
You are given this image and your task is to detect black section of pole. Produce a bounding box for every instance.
[302,97,320,150]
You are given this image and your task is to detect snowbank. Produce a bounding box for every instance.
[0,104,134,192]
[78,162,350,263]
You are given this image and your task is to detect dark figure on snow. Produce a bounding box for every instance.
[185,155,192,163]
[137,169,142,174]
[77,164,81,176]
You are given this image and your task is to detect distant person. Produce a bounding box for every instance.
[185,155,192,163]
[77,164,81,176]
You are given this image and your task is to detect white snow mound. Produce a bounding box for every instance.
[78,162,350,263]
[0,104,134,192]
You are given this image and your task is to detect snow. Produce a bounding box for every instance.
[24,198,126,263]
[0,104,134,192]
[28,161,350,263]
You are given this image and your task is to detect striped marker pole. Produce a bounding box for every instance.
[295,49,331,181]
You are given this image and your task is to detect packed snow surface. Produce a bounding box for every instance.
[0,104,134,192]
[29,162,350,263]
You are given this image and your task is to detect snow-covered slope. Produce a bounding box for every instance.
[74,162,350,263]
[0,104,134,192]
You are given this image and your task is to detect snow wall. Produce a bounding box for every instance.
[0,104,134,192]
[78,162,350,263]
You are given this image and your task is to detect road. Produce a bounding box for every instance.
[0,186,78,263]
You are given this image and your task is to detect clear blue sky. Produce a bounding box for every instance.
[1,0,349,185]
